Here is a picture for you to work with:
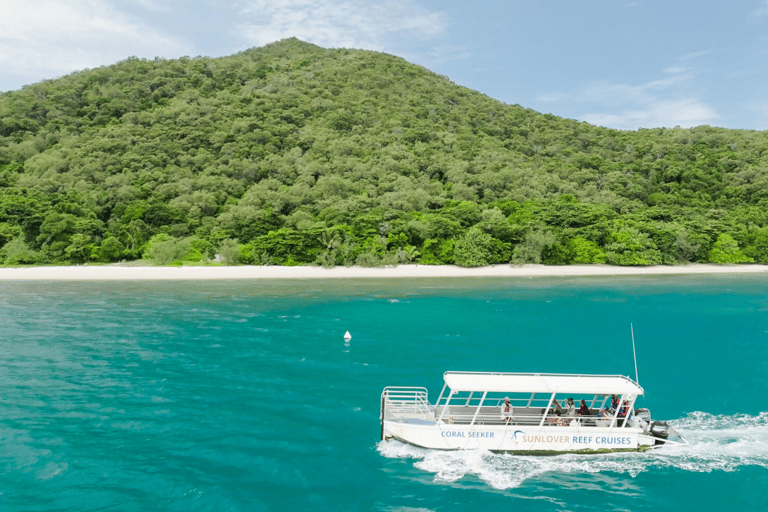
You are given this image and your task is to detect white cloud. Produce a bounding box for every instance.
[575,81,653,106]
[0,0,188,90]
[678,50,711,61]
[583,98,719,130]
[0,0,458,91]
[130,0,176,12]
[577,70,695,103]
[536,67,718,129]
[749,1,768,22]
[427,44,470,63]
[233,0,449,51]
[536,92,569,103]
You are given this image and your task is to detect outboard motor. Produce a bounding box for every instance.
[650,421,670,439]
[635,408,651,433]
[635,408,651,422]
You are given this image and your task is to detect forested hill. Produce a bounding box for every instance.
[1,38,768,267]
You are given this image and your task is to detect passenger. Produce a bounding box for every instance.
[500,396,513,425]
[565,398,576,417]
[578,399,590,416]
[551,399,565,416]
[600,394,620,417]
[618,400,632,419]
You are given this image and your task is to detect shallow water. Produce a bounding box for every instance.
[1,275,766,511]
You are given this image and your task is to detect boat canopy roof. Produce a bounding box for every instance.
[443,372,643,396]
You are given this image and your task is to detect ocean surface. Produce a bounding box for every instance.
[1,275,767,511]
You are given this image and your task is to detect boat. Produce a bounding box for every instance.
[380,371,688,453]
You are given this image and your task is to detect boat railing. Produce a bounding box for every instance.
[434,405,625,427]
[381,387,434,422]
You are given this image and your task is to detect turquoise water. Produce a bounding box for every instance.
[1,275,767,511]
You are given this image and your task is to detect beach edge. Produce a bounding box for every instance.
[1,263,767,280]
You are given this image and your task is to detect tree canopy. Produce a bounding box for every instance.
[2,38,768,266]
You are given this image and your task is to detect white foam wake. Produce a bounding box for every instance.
[376,411,768,490]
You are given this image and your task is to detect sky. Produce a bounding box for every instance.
[2,0,768,131]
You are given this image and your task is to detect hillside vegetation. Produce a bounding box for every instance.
[2,38,768,266]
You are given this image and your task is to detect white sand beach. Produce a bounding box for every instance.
[0,263,767,280]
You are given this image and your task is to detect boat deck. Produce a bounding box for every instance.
[380,385,634,430]
[434,405,611,427]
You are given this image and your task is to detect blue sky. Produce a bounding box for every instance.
[2,0,767,130]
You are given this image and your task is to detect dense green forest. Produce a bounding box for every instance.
[2,38,768,267]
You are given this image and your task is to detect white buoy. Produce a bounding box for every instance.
[344,331,352,341]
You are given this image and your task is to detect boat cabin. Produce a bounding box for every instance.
[383,371,643,429]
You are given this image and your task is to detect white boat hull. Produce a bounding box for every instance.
[379,373,687,453]
[383,420,651,453]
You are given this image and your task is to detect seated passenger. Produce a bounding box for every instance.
[565,398,576,417]
[618,400,632,419]
[500,396,513,425]
[578,399,590,416]
[600,394,620,417]
[551,399,565,416]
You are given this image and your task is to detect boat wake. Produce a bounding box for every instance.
[376,411,768,489]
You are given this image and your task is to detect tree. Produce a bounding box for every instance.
[64,234,96,263]
[604,227,663,266]
[1,237,39,264]
[708,234,753,263]
[146,234,191,264]
[420,238,454,265]
[568,236,606,264]
[396,245,420,263]
[512,230,557,264]
[190,238,215,259]
[218,238,240,265]
[673,229,705,263]
[98,236,125,262]
[0,222,21,248]
[454,227,495,267]
[35,212,79,257]
[744,228,768,263]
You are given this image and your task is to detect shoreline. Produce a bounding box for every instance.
[1,263,767,280]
